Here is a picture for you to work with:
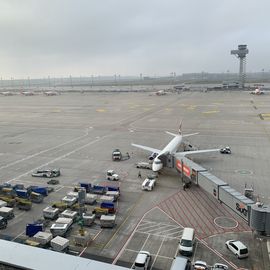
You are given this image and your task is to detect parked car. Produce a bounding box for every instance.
[193,260,208,270]
[32,169,61,178]
[225,240,249,259]
[135,162,152,170]
[212,263,228,270]
[133,251,151,270]
[220,146,231,154]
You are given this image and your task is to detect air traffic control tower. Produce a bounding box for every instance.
[231,44,249,88]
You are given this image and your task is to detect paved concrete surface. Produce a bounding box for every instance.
[0,91,269,269]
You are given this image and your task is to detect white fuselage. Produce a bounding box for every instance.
[152,134,182,171]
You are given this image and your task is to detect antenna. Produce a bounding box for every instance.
[231,45,249,89]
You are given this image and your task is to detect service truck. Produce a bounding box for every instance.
[100,215,116,228]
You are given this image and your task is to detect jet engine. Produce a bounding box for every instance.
[149,153,158,161]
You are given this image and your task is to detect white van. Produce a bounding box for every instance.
[133,251,151,270]
[179,228,195,256]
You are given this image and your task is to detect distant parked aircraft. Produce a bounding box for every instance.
[250,88,264,95]
[44,91,58,96]
[21,91,34,96]
[0,91,13,96]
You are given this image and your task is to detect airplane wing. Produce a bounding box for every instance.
[182,132,199,137]
[131,143,161,154]
[175,148,220,157]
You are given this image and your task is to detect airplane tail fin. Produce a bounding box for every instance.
[179,121,182,135]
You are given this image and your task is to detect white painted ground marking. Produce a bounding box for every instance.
[12,230,25,241]
[150,236,166,270]
[0,129,90,171]
[124,248,175,261]
[134,231,180,240]
[6,134,110,183]
[142,224,180,234]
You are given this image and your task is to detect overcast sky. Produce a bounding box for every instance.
[0,0,269,78]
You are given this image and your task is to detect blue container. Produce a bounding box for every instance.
[26,223,43,237]
[16,189,29,199]
[79,183,92,193]
[31,187,48,196]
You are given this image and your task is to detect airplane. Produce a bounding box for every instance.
[250,88,264,95]
[44,91,58,96]
[21,91,34,96]
[0,91,14,96]
[132,123,220,172]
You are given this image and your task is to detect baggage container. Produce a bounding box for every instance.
[30,192,44,203]
[50,223,69,237]
[79,183,92,193]
[26,223,43,237]
[55,217,73,227]
[0,207,14,219]
[17,199,32,210]
[107,186,120,194]
[92,207,109,218]
[0,196,16,207]
[85,194,97,205]
[82,213,96,226]
[0,200,7,208]
[98,195,114,204]
[67,191,78,198]
[92,185,106,195]
[59,210,77,221]
[100,215,116,228]
[29,186,48,196]
[62,195,77,206]
[105,191,119,201]
[100,202,116,214]
[1,188,15,197]
[51,202,68,211]
[43,206,60,220]
[33,231,53,246]
[50,236,69,252]
[15,189,29,199]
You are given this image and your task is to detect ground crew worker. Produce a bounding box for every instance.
[138,171,142,178]
[183,182,186,191]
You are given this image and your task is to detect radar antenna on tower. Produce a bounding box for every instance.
[231,45,249,88]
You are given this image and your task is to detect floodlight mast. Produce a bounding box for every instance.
[231,45,249,88]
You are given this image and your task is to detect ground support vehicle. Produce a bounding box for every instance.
[0,216,7,229]
[106,170,119,181]
[142,176,156,191]
[50,236,69,252]
[43,206,60,220]
[26,223,43,237]
[211,263,228,270]
[112,149,122,161]
[92,207,109,218]
[70,203,87,213]
[100,215,116,228]
[135,162,152,170]
[33,231,53,247]
[220,146,231,154]
[31,169,60,178]
[133,251,151,270]
[17,198,32,211]
[47,179,60,185]
[0,207,14,219]
[0,196,16,207]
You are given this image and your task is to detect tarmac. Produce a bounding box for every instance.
[0,90,269,269]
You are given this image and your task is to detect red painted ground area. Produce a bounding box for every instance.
[158,186,250,239]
